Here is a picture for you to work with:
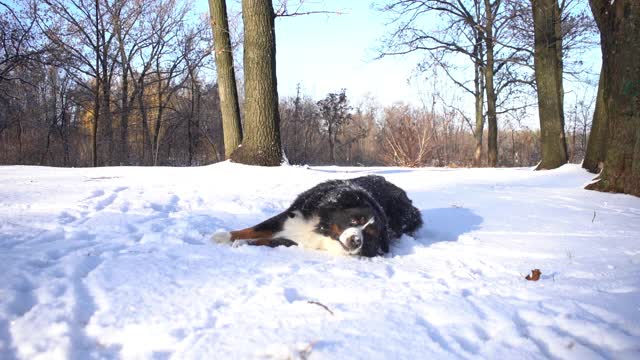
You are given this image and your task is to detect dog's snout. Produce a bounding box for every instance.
[347,234,361,248]
[339,227,364,253]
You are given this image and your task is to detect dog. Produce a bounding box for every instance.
[212,175,422,257]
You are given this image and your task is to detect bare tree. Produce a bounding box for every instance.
[585,0,640,196]
[36,0,119,166]
[106,0,147,165]
[582,67,606,172]
[317,89,352,164]
[532,0,568,169]
[380,0,488,166]
[381,103,434,167]
[0,2,50,85]
[230,0,283,166]
[566,90,594,163]
[208,0,243,158]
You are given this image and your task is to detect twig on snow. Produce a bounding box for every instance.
[307,301,334,315]
[299,341,315,360]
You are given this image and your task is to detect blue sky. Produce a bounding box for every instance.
[198,0,600,119]
[273,0,425,106]
[198,0,427,106]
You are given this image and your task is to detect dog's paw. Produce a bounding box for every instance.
[211,231,232,244]
[231,239,249,248]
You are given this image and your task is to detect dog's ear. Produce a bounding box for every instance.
[359,217,389,257]
[371,207,390,255]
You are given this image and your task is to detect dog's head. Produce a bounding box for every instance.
[314,186,389,257]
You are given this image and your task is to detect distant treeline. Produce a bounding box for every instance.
[0,70,591,167]
[0,0,591,168]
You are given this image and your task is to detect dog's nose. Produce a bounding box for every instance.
[347,235,361,249]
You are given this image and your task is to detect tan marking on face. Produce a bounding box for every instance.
[329,223,343,238]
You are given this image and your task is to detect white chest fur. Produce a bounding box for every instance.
[274,212,347,255]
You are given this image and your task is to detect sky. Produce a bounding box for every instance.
[198,0,428,107]
[272,0,426,106]
[198,0,601,119]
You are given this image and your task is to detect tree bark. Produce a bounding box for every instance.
[230,0,282,166]
[473,41,485,167]
[114,12,129,165]
[484,0,499,167]
[586,0,640,196]
[92,0,101,167]
[137,80,152,164]
[583,64,607,173]
[328,122,336,164]
[97,0,113,166]
[532,0,568,170]
[473,2,485,167]
[153,74,164,166]
[208,0,243,158]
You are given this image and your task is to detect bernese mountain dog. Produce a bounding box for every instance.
[212,175,422,257]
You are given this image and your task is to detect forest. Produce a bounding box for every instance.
[1,0,639,195]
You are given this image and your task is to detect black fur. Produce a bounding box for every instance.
[254,175,422,257]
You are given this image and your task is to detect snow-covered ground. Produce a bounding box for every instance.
[1,162,639,359]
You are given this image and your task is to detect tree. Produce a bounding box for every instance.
[37,0,117,166]
[230,0,282,166]
[317,89,351,164]
[585,0,640,196]
[381,103,434,167]
[107,0,147,165]
[0,2,48,85]
[532,0,568,169]
[208,0,243,158]
[380,0,488,166]
[582,67,606,172]
[380,0,527,167]
[483,0,500,167]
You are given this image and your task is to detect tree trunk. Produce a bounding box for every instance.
[137,80,152,165]
[119,70,129,165]
[208,0,243,158]
[93,91,99,167]
[101,70,113,166]
[115,18,130,166]
[60,98,70,166]
[92,0,101,167]
[230,0,282,166]
[484,0,499,167]
[98,0,113,166]
[153,74,164,166]
[586,0,640,196]
[532,0,568,170]
[473,5,485,167]
[188,69,197,165]
[473,52,485,167]
[583,66,607,173]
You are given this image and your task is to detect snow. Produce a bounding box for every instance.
[1,162,639,359]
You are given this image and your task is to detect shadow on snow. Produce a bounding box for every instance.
[391,207,483,256]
